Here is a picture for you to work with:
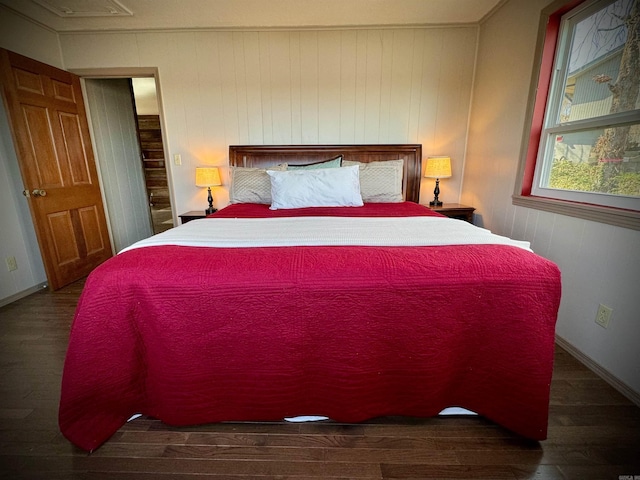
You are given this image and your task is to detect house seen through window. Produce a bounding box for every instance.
[531,0,640,211]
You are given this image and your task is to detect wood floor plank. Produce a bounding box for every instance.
[1,277,639,479]
[79,475,378,480]
[380,463,518,479]
[184,432,438,449]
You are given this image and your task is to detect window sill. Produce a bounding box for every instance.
[512,194,640,231]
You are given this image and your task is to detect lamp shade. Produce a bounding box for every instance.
[195,167,221,187]
[424,156,452,179]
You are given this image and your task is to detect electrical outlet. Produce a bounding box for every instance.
[5,256,18,272]
[595,304,612,329]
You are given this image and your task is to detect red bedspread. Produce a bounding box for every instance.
[211,201,444,218]
[59,203,561,451]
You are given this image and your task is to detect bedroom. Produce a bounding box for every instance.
[0,0,639,477]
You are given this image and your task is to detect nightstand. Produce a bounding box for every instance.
[428,203,475,223]
[179,211,208,224]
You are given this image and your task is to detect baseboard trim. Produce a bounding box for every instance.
[555,335,640,407]
[0,282,48,308]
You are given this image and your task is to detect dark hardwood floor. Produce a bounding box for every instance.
[0,279,639,479]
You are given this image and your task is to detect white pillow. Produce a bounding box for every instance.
[229,165,286,204]
[342,160,404,202]
[267,165,364,210]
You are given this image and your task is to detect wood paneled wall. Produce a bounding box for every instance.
[60,26,477,211]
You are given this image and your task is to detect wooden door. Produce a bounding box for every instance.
[0,49,112,290]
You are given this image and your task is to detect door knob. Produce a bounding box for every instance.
[32,189,47,197]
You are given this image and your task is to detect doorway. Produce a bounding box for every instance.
[82,74,174,252]
[130,78,173,234]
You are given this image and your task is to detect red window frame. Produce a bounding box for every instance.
[515,0,640,229]
[521,0,585,196]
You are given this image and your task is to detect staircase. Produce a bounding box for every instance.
[137,115,169,208]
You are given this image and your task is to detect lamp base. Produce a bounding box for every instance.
[205,186,216,215]
[429,178,442,207]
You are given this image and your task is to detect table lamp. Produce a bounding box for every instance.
[195,167,221,214]
[424,156,452,207]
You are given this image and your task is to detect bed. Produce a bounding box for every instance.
[59,144,561,452]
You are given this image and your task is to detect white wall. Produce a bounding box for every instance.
[131,77,159,115]
[463,0,640,399]
[0,102,48,306]
[0,5,63,69]
[59,27,478,213]
[0,8,60,305]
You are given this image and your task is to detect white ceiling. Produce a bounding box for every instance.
[0,0,506,32]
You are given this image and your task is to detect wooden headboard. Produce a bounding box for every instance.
[229,144,423,204]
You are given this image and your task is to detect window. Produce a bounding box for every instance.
[515,0,640,229]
